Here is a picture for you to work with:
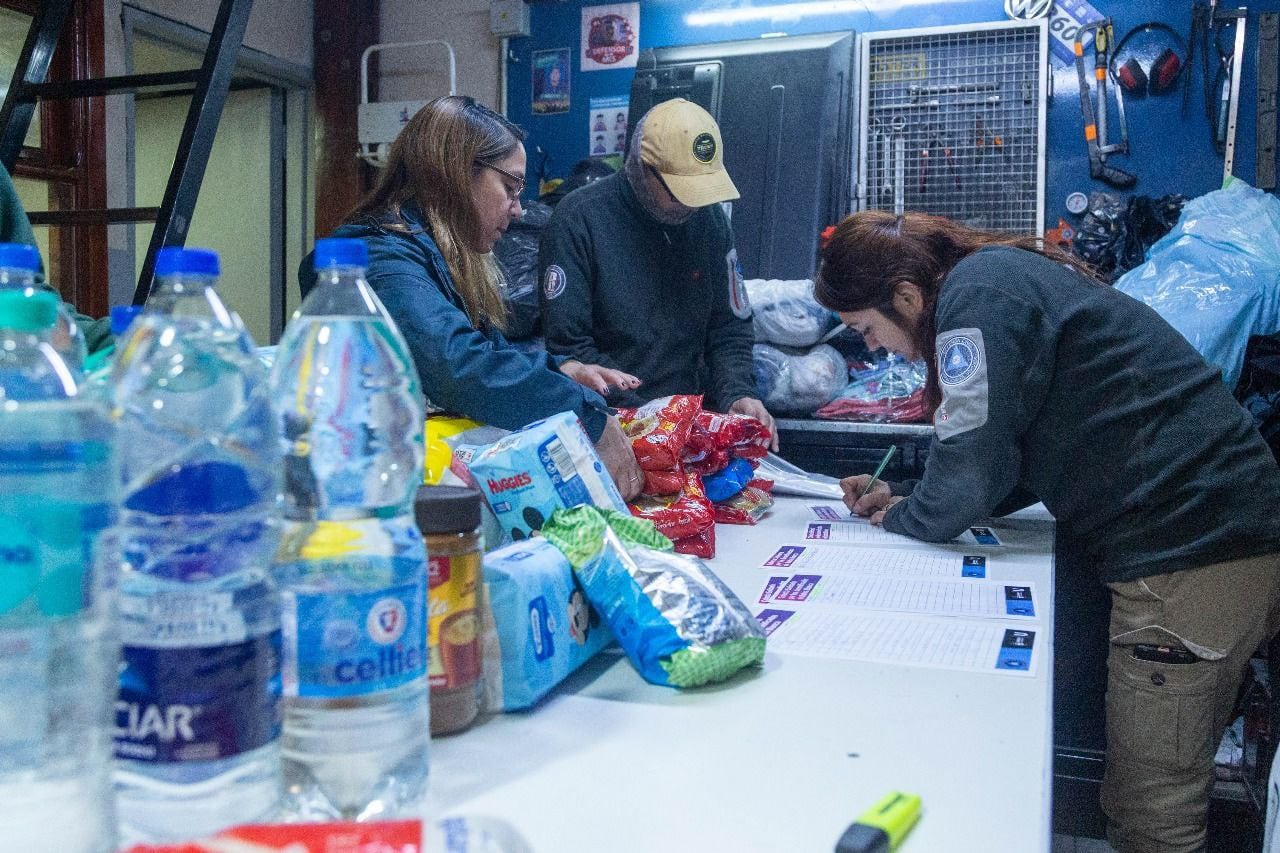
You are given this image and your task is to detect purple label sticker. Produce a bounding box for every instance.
[759,576,788,604]
[805,523,831,540]
[776,574,821,602]
[763,546,805,568]
[755,609,796,637]
[810,506,842,521]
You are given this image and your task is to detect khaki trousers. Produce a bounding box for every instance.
[1102,553,1280,853]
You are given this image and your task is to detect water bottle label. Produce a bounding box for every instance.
[0,626,49,749]
[0,501,112,617]
[114,631,282,763]
[117,590,248,646]
[283,579,427,698]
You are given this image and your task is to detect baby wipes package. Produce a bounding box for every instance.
[466,411,627,545]
[482,537,612,710]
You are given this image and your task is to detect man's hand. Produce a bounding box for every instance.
[560,360,642,397]
[728,396,779,451]
[841,475,900,519]
[594,415,644,501]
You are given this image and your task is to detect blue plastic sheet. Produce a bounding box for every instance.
[1114,182,1280,389]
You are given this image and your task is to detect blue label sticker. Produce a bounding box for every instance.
[1004,585,1035,618]
[969,526,1002,546]
[940,335,981,386]
[284,576,427,699]
[529,595,555,662]
[996,628,1035,670]
[538,436,591,508]
[114,631,282,763]
[962,555,987,578]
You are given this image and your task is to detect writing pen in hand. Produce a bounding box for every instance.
[857,445,897,505]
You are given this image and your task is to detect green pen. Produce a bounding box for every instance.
[857,445,897,503]
[834,790,922,853]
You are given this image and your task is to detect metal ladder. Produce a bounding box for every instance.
[0,0,254,305]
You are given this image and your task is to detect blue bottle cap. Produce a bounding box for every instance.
[110,304,143,337]
[0,242,41,272]
[154,247,220,277]
[314,238,369,270]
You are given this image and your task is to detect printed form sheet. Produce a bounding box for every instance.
[807,504,1003,547]
[759,544,991,579]
[757,570,1039,621]
[755,608,1040,676]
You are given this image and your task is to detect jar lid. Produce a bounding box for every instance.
[414,484,483,534]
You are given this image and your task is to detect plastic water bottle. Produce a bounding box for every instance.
[0,242,87,368]
[111,247,283,844]
[0,291,118,852]
[270,237,429,820]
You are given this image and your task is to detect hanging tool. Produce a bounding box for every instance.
[1216,8,1247,183]
[1074,18,1137,189]
[893,119,906,217]
[918,127,960,194]
[872,117,892,203]
[1257,12,1278,190]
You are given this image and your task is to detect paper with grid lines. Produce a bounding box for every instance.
[757,569,1038,621]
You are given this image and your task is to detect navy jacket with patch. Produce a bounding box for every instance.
[303,204,610,440]
[883,246,1280,583]
[537,172,756,410]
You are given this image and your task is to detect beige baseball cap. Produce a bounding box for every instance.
[638,98,740,207]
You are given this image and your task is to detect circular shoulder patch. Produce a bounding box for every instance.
[543,264,567,301]
[692,132,717,164]
[939,335,981,386]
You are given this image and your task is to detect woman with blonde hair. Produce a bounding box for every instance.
[310,95,643,498]
[820,210,1280,852]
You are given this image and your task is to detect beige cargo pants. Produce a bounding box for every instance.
[1102,553,1280,852]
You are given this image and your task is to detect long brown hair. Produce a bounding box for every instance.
[351,95,524,331]
[815,211,1096,414]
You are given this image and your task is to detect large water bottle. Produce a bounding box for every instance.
[0,242,87,368]
[0,291,117,853]
[270,237,429,820]
[111,247,283,844]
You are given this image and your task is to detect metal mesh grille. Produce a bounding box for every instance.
[861,23,1044,235]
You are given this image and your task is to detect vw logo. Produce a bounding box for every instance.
[1005,0,1053,19]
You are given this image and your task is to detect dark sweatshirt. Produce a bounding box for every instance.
[884,246,1280,583]
[537,172,757,410]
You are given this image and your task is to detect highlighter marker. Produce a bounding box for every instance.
[834,791,922,853]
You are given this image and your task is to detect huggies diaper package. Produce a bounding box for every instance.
[481,537,612,710]
[466,411,626,546]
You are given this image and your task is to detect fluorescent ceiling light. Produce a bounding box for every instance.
[686,0,973,27]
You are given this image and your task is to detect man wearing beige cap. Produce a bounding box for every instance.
[538,98,775,443]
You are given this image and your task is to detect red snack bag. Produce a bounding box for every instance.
[628,471,714,540]
[747,477,774,492]
[686,447,731,476]
[125,820,423,853]
[618,394,702,470]
[643,468,685,496]
[672,523,716,558]
[714,485,775,525]
[687,410,771,461]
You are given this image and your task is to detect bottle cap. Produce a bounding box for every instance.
[0,242,41,272]
[0,290,57,331]
[110,304,143,337]
[155,247,220,277]
[414,485,483,534]
[314,238,369,270]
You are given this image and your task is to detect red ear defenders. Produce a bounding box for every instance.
[1112,22,1187,96]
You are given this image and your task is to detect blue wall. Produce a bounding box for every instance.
[507,0,1280,231]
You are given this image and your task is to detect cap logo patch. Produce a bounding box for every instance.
[543,264,567,301]
[692,132,716,164]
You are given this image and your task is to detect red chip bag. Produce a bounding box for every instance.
[628,471,713,541]
[618,394,702,471]
[684,410,771,465]
[643,468,685,496]
[714,485,775,525]
[672,523,716,558]
[747,477,774,492]
[686,448,731,477]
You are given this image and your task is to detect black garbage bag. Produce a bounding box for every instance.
[1234,334,1280,464]
[1073,192,1186,282]
[494,200,553,341]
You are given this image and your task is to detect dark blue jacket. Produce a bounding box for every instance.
[303,204,610,440]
